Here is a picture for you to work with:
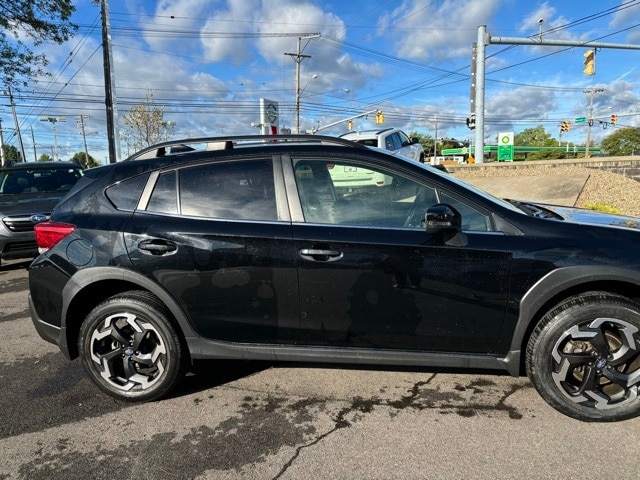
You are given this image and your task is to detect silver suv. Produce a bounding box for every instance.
[340,128,425,162]
[0,161,83,266]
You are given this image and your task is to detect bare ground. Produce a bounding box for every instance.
[453,165,640,218]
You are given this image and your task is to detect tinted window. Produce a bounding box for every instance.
[0,167,83,195]
[106,173,150,210]
[147,171,178,214]
[293,158,437,228]
[384,135,395,151]
[174,159,277,221]
[398,131,411,147]
[439,191,492,231]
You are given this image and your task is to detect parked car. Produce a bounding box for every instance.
[0,161,83,267]
[28,134,640,422]
[340,128,425,162]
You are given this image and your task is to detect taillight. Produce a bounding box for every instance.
[34,222,76,250]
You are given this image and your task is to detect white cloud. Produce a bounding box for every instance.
[376,0,501,61]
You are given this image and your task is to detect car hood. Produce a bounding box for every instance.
[533,202,640,230]
[0,192,65,216]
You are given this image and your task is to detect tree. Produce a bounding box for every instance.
[71,151,100,169]
[122,91,173,155]
[514,125,563,160]
[514,125,556,147]
[600,127,640,156]
[39,153,52,162]
[408,131,434,156]
[0,0,77,88]
[2,145,20,163]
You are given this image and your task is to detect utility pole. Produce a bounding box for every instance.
[76,115,91,165]
[30,126,37,161]
[5,87,26,162]
[0,118,4,166]
[101,0,120,163]
[285,34,320,134]
[584,88,604,159]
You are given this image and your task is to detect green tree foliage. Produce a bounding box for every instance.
[2,145,20,162]
[600,127,640,156]
[71,151,100,168]
[0,0,77,87]
[408,131,434,156]
[122,91,173,155]
[513,125,565,160]
[38,153,52,162]
[514,125,556,147]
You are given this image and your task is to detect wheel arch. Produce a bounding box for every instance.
[61,267,196,359]
[506,266,640,375]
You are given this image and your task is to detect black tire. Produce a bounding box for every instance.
[526,291,640,422]
[78,291,186,402]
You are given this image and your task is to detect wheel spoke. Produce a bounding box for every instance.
[603,367,640,389]
[131,330,148,351]
[123,357,138,380]
[557,351,592,367]
[109,323,131,347]
[588,326,611,357]
[575,364,600,396]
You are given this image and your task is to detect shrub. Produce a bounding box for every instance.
[583,202,621,214]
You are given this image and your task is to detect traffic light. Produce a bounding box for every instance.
[560,121,570,132]
[583,49,595,75]
[347,119,353,130]
[611,114,617,125]
[375,111,384,124]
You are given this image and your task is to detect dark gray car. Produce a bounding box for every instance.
[0,161,83,267]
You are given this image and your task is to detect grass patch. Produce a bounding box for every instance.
[583,202,621,214]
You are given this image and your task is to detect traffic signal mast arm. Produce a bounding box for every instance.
[311,110,381,134]
[470,28,640,163]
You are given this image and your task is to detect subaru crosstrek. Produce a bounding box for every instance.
[28,135,640,422]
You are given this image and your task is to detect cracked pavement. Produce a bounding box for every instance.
[2,259,640,480]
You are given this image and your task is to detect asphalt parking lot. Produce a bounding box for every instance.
[2,258,640,480]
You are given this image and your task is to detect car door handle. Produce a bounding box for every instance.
[138,240,177,255]
[299,248,343,262]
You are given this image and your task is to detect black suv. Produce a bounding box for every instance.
[0,161,83,266]
[28,135,640,421]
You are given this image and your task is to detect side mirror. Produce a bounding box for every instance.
[411,137,420,145]
[425,204,461,235]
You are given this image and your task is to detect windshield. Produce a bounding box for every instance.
[0,167,84,195]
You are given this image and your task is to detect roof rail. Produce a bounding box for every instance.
[126,134,369,161]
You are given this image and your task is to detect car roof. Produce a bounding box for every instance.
[125,134,370,161]
[1,161,82,171]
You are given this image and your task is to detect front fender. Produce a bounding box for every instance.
[502,265,640,373]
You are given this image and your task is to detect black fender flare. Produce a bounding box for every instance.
[504,265,640,371]
[61,266,198,339]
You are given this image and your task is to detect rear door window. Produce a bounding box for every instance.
[146,159,278,221]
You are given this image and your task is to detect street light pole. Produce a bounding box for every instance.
[584,88,604,159]
[40,116,66,161]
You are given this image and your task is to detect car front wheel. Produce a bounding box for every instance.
[78,291,186,402]
[527,292,640,421]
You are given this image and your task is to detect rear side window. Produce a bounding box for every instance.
[106,173,150,210]
[147,159,277,221]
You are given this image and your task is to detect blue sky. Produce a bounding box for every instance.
[2,0,640,163]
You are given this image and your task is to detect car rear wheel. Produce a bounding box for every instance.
[527,292,640,421]
[78,291,186,402]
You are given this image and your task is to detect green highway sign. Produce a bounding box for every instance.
[575,117,586,123]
